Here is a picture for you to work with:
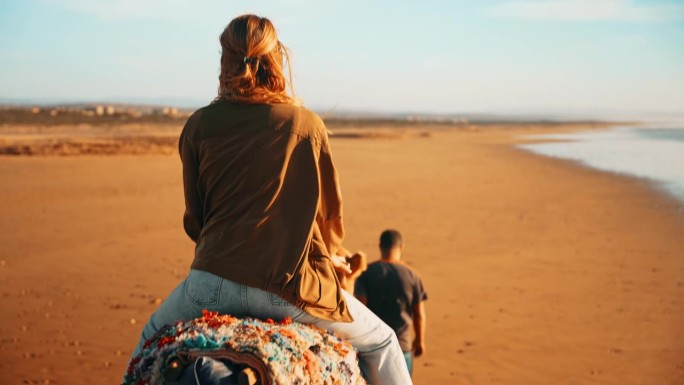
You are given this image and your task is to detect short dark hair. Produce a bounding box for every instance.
[379,229,403,251]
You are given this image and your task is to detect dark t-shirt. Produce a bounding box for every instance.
[354,261,428,352]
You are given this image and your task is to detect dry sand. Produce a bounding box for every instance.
[1,124,683,384]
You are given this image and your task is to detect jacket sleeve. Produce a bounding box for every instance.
[179,111,204,243]
[316,128,345,258]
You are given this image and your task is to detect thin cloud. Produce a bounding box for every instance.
[618,34,650,45]
[42,0,328,21]
[487,0,684,22]
[42,0,195,21]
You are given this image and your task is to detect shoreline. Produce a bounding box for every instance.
[512,125,684,206]
[1,123,683,384]
[511,133,684,219]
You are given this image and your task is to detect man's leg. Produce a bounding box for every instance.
[403,351,413,376]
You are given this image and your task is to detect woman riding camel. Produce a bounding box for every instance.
[127,14,412,385]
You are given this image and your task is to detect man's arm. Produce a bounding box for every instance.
[354,272,368,305]
[412,301,426,357]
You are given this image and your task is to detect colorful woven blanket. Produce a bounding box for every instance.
[124,310,367,385]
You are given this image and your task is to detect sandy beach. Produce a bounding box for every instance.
[1,123,683,385]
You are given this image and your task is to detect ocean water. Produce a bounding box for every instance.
[517,126,684,203]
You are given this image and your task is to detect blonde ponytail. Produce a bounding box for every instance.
[216,15,298,105]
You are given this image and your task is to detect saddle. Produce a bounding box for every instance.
[124,310,367,385]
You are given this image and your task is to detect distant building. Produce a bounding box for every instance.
[156,107,179,117]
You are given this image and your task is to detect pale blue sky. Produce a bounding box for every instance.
[1,0,683,115]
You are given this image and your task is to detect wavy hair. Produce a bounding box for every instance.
[215,15,297,105]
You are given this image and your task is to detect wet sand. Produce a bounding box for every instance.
[1,124,683,384]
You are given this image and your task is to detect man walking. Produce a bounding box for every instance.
[354,229,427,376]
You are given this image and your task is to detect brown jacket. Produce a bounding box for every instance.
[180,100,351,322]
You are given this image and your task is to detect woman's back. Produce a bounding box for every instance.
[181,100,347,320]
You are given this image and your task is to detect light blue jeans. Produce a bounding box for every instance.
[403,352,413,376]
[129,269,412,385]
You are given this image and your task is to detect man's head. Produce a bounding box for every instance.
[379,229,403,259]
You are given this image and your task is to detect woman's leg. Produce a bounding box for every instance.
[302,292,413,385]
[128,270,245,360]
[129,278,196,359]
[129,271,411,385]
[248,288,412,385]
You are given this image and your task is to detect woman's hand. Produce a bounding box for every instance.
[330,255,352,275]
